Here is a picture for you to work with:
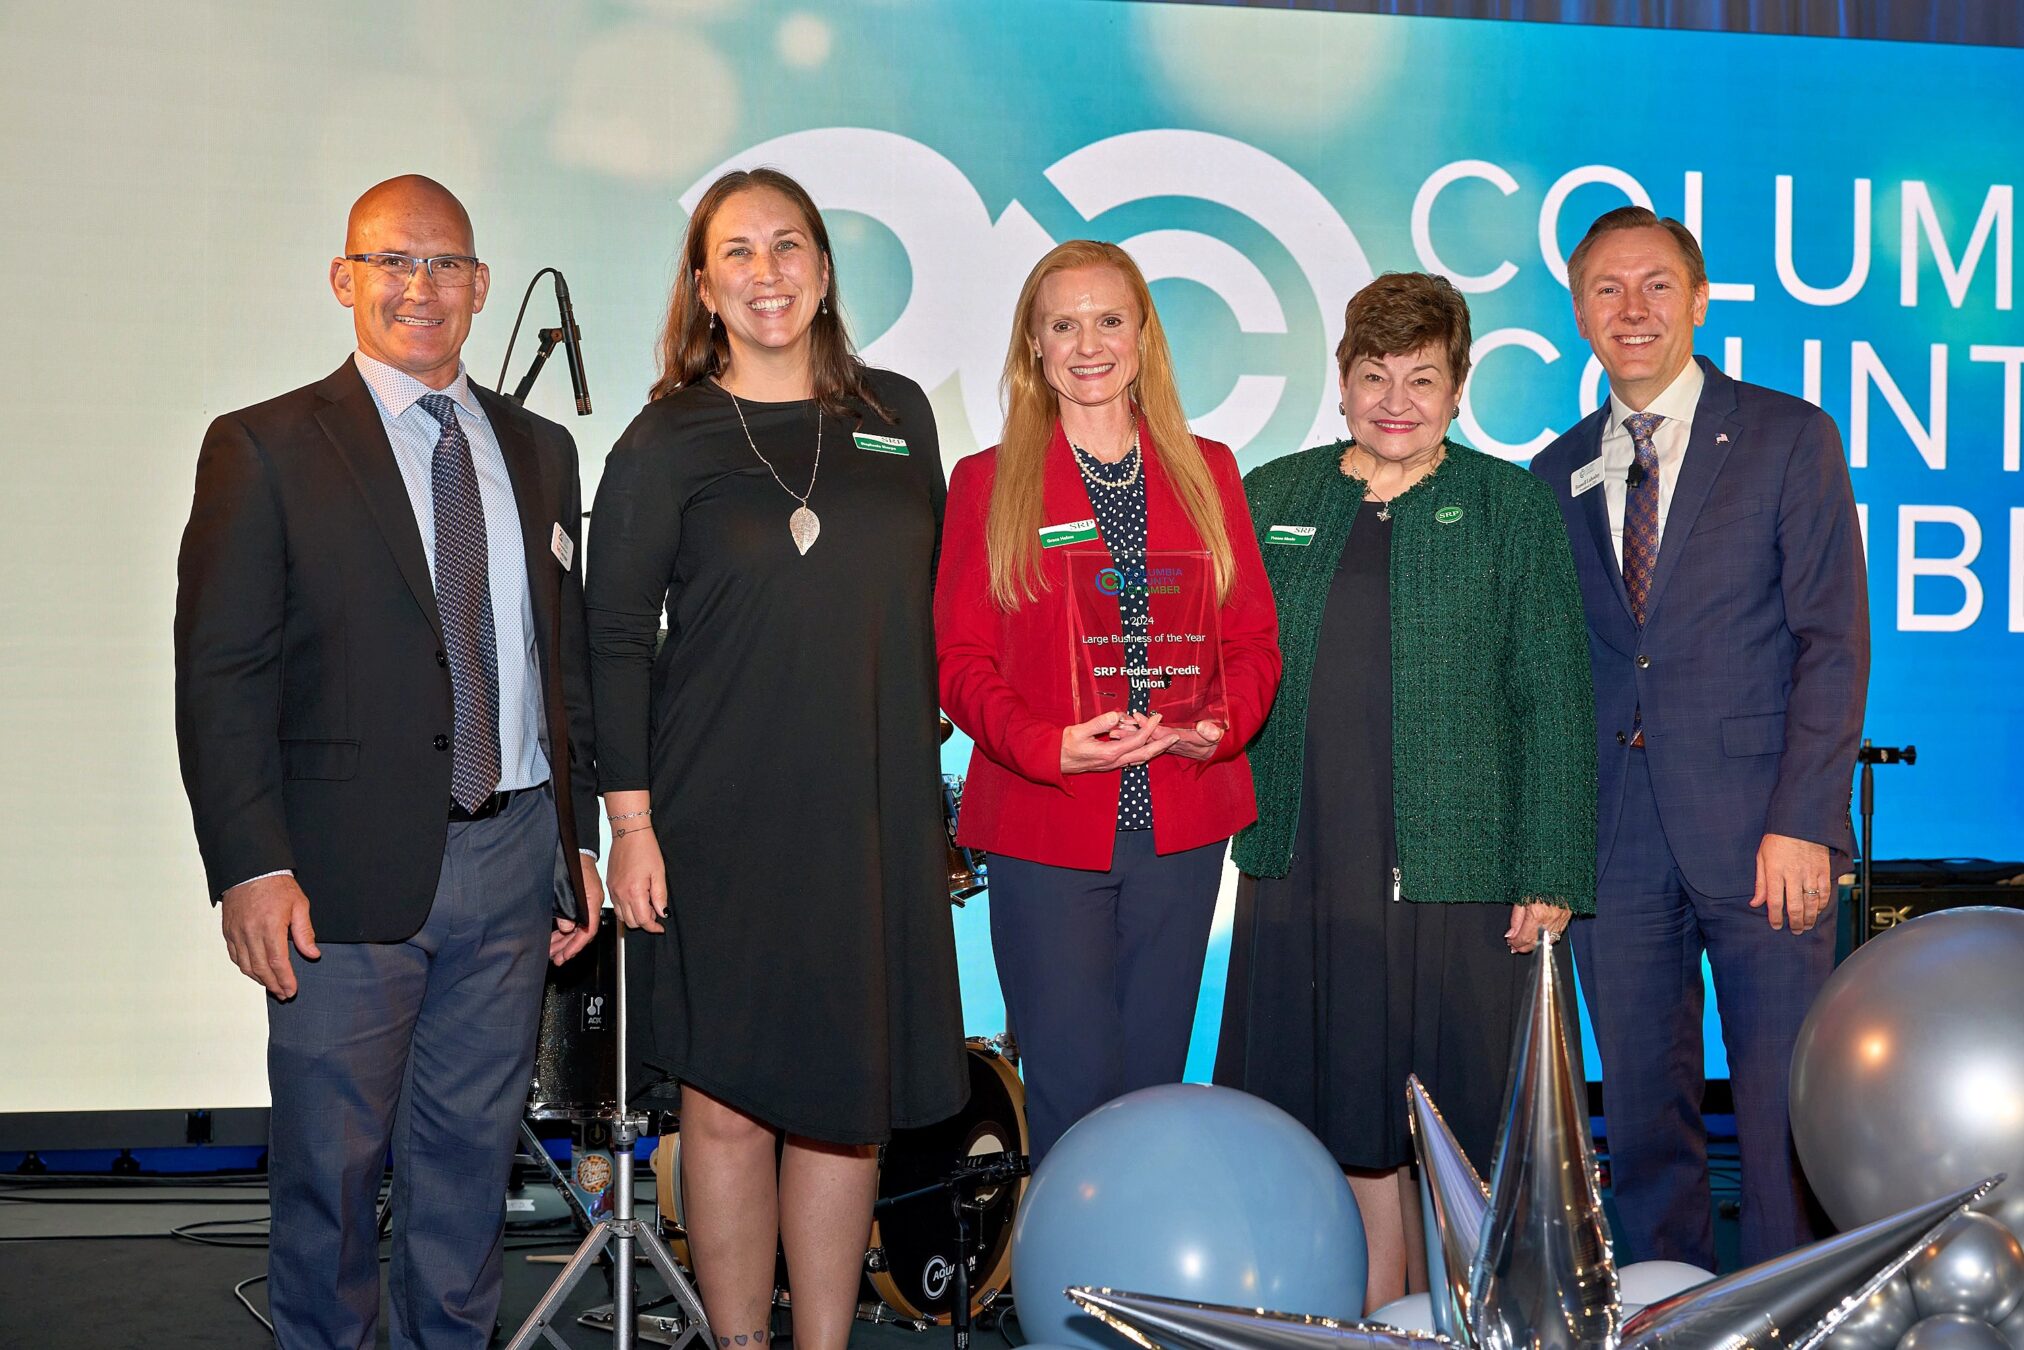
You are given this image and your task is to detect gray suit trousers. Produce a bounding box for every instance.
[265,786,557,1349]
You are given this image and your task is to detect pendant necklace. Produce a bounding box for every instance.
[726,388,822,555]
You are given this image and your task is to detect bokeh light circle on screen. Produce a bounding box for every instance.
[1009,1084,1366,1350]
[1791,910,2024,1231]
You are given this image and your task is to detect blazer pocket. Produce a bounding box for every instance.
[1721,712,1786,757]
[282,738,361,780]
[1692,494,1771,536]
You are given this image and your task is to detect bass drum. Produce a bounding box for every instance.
[652,1038,1028,1326]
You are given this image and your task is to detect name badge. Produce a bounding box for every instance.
[1571,457,1606,497]
[551,522,575,569]
[1038,518,1099,548]
[1265,525,1317,546]
[853,432,908,455]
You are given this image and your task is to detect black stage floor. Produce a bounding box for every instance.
[0,1150,1741,1349]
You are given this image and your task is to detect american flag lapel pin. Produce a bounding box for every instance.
[1716,433,1730,444]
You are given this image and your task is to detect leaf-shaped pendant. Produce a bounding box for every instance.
[789,505,820,555]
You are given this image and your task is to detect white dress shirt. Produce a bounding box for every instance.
[1602,358,1705,568]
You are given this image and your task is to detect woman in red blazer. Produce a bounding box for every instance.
[936,240,1279,1161]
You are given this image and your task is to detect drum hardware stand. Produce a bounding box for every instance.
[873,1150,1029,1350]
[503,918,711,1350]
[1855,740,1916,946]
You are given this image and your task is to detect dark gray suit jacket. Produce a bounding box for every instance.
[175,359,597,941]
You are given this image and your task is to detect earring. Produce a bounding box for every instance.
[1337,401,1345,415]
[708,310,719,330]
[820,296,828,315]
[1452,406,1461,419]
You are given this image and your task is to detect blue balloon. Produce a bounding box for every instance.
[1010,1084,1367,1350]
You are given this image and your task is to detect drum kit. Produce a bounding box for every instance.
[509,722,1024,1348]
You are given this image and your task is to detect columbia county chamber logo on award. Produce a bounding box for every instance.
[1066,550,1228,728]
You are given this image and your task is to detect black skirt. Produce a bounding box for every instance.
[1215,498,1528,1171]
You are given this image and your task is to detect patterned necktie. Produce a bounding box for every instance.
[1621,411,1663,627]
[419,394,501,811]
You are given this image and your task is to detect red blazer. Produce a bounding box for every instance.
[936,421,1280,870]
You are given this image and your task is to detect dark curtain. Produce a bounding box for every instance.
[1151,0,2023,47]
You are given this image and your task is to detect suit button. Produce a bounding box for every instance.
[436,650,449,668]
[1616,731,1628,745]
[433,734,450,751]
[1636,654,1652,669]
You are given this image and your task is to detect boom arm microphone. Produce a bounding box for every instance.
[553,271,591,416]
[496,267,593,415]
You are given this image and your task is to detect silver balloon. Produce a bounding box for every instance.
[1898,1315,2012,1350]
[1997,1298,2024,1350]
[1618,1178,1996,1350]
[1616,1261,1715,1307]
[1824,1276,1918,1350]
[1792,909,2024,1230]
[1469,931,1618,1350]
[1064,1287,1449,1350]
[1974,1191,2024,1248]
[1409,1075,1488,1343]
[1909,1214,2024,1322]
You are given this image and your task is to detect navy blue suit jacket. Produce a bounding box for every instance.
[1531,357,1868,899]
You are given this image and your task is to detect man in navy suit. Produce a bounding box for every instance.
[1532,206,1868,1268]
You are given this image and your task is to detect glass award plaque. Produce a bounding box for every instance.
[1064,549,1228,728]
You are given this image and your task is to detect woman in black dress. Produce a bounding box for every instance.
[588,169,967,1350]
[1215,274,1594,1312]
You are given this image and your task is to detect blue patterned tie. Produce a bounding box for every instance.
[419,394,501,812]
[1622,411,1663,627]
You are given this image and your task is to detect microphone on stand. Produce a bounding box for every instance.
[497,267,593,416]
[553,271,591,416]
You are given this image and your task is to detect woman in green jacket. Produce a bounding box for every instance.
[1214,273,1596,1312]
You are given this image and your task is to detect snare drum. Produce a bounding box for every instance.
[652,1037,1028,1325]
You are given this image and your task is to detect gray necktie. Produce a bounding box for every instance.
[419,394,501,811]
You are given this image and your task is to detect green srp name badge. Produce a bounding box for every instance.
[852,432,909,455]
[1435,506,1464,525]
[1039,518,1099,548]
[1265,525,1317,546]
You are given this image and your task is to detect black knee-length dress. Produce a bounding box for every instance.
[587,369,968,1144]
[1215,497,1528,1171]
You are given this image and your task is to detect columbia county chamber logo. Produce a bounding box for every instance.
[1097,564,1184,598]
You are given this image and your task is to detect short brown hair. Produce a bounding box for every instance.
[1335,272,1473,387]
[1566,206,1708,295]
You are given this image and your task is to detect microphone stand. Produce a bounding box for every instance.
[508,326,568,408]
[503,916,711,1349]
[1855,739,1916,946]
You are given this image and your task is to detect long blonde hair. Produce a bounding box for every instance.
[986,240,1232,610]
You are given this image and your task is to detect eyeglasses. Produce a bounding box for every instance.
[343,252,483,288]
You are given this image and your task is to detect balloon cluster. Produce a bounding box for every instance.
[1014,920,2010,1350]
[1791,908,2024,1350]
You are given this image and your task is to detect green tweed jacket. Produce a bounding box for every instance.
[1232,441,1597,912]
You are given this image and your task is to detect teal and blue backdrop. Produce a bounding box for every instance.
[2,0,2017,1113]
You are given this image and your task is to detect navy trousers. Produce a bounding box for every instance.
[988,830,1225,1164]
[1573,750,1834,1270]
[265,786,558,1349]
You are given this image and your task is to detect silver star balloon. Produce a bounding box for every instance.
[1469,931,1618,1350]
[1064,935,2008,1350]
[1617,1178,1998,1350]
[1067,1286,1449,1350]
[1408,1074,1488,1343]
